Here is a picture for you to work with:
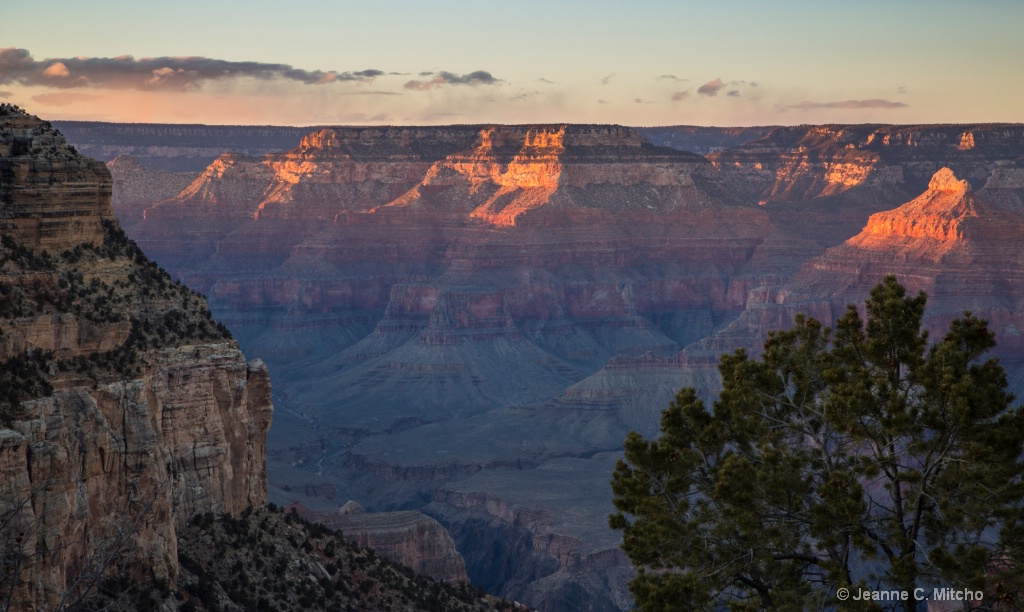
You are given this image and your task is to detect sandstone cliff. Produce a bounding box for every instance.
[289,501,469,582]
[98,120,1024,611]
[685,167,1024,367]
[0,105,273,610]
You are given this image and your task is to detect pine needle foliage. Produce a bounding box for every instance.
[610,277,1024,611]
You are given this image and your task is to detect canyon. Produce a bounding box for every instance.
[86,120,1024,611]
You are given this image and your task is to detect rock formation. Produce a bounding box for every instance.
[0,105,273,610]
[289,501,469,582]
[684,166,1024,367]
[106,155,198,226]
[87,119,1024,611]
[51,121,318,172]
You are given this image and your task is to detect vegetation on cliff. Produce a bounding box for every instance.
[0,219,231,425]
[611,277,1024,610]
[74,505,527,612]
[1,105,270,611]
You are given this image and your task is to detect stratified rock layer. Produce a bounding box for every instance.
[102,121,1024,612]
[290,502,469,582]
[1,112,111,250]
[0,106,272,610]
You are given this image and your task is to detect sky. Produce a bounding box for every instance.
[2,0,1023,127]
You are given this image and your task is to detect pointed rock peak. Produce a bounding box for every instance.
[928,167,971,193]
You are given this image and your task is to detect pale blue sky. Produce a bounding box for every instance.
[3,0,1022,125]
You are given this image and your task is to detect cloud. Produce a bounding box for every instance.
[634,98,652,104]
[657,74,686,82]
[511,90,541,101]
[538,77,555,84]
[601,74,614,85]
[897,86,907,95]
[352,69,385,79]
[31,92,102,106]
[727,90,740,97]
[0,47,383,91]
[597,99,608,104]
[0,90,11,98]
[787,99,909,110]
[671,91,690,101]
[403,70,500,91]
[697,78,725,96]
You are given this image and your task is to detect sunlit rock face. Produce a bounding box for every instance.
[688,167,1024,371]
[712,124,1024,202]
[104,121,1024,612]
[707,123,1024,243]
[854,167,977,245]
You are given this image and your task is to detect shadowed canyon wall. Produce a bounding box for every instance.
[0,107,273,610]
[97,120,1024,611]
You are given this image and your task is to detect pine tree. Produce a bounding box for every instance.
[610,277,1024,611]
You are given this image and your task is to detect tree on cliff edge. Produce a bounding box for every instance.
[610,277,1024,611]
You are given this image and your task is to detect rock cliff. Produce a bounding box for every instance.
[685,167,1024,368]
[51,121,318,172]
[93,120,1024,611]
[288,501,469,582]
[0,105,273,610]
[106,155,198,226]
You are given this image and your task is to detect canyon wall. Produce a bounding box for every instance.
[0,106,273,610]
[99,120,1024,611]
[51,121,317,172]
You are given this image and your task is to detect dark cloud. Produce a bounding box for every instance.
[31,92,102,106]
[0,47,386,92]
[657,74,686,82]
[538,77,555,84]
[697,78,725,96]
[727,90,740,97]
[787,99,908,110]
[671,91,690,101]
[403,70,500,91]
[352,69,385,79]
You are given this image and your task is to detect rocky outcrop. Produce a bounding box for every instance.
[707,123,1024,244]
[710,124,1024,203]
[0,109,112,250]
[287,501,469,582]
[688,167,1024,366]
[0,106,273,610]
